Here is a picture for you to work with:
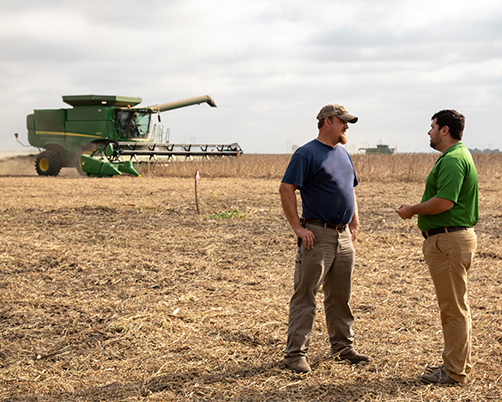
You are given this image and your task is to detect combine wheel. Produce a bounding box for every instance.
[75,142,106,176]
[35,150,62,176]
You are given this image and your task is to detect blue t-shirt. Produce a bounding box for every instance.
[282,139,358,225]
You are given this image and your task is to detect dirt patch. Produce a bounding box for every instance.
[0,176,501,401]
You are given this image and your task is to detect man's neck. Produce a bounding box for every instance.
[439,139,461,154]
[316,132,339,148]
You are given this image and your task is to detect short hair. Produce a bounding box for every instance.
[318,116,333,130]
[431,109,465,140]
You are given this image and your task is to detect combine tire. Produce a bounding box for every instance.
[35,150,62,176]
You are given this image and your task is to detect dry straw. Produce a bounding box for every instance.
[0,153,501,401]
[138,153,502,183]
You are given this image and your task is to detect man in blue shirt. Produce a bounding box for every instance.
[279,104,370,373]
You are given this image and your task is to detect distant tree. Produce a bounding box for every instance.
[469,148,501,154]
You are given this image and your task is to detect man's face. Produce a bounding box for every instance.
[428,118,442,150]
[330,116,349,145]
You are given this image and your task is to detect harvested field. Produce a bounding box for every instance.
[1,154,501,401]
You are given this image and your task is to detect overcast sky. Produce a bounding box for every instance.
[1,0,501,154]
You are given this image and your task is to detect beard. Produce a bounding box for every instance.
[340,132,348,145]
[429,137,440,150]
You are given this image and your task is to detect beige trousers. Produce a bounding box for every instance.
[422,228,477,383]
[286,223,355,362]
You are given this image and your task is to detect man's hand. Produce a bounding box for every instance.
[395,204,415,219]
[295,227,315,249]
[280,182,317,249]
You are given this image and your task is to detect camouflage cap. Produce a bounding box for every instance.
[317,104,358,124]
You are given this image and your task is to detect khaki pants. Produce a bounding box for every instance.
[286,223,355,361]
[422,228,477,383]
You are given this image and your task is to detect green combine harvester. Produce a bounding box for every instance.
[358,144,396,154]
[18,94,242,177]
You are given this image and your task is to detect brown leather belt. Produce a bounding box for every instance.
[422,226,468,239]
[302,218,347,232]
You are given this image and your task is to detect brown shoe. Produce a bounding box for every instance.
[425,363,444,374]
[421,367,457,384]
[333,348,371,364]
[287,357,311,373]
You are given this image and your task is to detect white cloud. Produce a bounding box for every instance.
[1,0,502,155]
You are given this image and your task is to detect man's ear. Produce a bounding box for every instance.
[440,125,450,136]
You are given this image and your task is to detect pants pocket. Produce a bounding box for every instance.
[434,234,450,257]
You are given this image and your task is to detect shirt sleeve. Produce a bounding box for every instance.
[435,156,465,203]
[282,153,309,189]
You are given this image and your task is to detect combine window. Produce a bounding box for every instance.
[116,110,151,139]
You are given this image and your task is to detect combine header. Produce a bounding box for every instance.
[20,94,243,176]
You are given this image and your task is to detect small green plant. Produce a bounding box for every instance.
[208,210,244,220]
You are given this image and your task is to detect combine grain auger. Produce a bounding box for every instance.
[21,94,243,177]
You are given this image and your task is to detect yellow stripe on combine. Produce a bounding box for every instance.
[35,131,102,138]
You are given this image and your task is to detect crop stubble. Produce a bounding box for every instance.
[0,154,501,401]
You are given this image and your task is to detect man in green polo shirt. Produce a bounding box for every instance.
[396,109,478,385]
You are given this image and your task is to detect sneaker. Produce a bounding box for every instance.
[287,357,311,373]
[332,348,371,364]
[421,367,457,384]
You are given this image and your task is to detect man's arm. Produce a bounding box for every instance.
[348,190,359,241]
[279,182,315,249]
[395,197,454,220]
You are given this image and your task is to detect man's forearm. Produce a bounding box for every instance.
[348,194,359,240]
[279,182,316,249]
[396,197,454,220]
[350,195,359,226]
[279,183,302,231]
[410,197,454,216]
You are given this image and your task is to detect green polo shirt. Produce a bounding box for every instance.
[417,142,478,232]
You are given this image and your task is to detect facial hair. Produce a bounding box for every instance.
[429,135,440,150]
[340,132,348,145]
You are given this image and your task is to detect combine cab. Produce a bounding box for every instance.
[23,94,242,176]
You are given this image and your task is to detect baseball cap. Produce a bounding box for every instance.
[317,104,358,124]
